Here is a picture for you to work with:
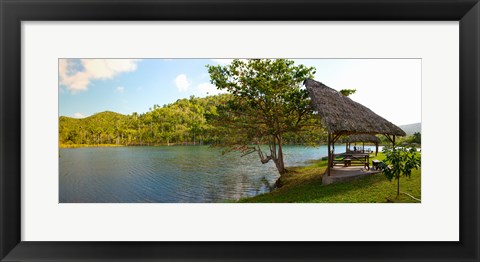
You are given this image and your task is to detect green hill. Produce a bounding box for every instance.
[59,95,229,146]
[59,111,130,146]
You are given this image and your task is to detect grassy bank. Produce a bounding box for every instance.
[239,153,421,203]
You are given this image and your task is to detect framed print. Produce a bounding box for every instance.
[1,0,479,261]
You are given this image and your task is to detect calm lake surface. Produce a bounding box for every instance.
[59,145,377,203]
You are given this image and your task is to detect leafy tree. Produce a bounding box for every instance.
[207,59,317,175]
[412,132,421,144]
[379,145,421,197]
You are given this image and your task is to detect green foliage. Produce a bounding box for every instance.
[412,132,421,144]
[339,88,357,96]
[379,146,421,196]
[379,133,422,146]
[59,92,321,148]
[206,59,320,174]
[59,96,229,146]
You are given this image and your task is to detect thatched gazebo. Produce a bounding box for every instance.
[345,134,381,156]
[304,78,406,176]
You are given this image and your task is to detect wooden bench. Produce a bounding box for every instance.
[343,158,352,166]
[332,155,370,169]
[352,154,370,169]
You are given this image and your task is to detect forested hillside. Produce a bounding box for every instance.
[60,95,229,146]
[59,94,323,147]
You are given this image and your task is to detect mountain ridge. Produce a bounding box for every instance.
[399,122,421,135]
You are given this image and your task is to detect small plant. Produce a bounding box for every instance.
[339,88,357,96]
[379,145,421,197]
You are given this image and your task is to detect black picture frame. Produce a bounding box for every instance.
[1,0,479,261]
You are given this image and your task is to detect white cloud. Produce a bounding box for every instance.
[197,82,227,96]
[73,112,86,118]
[174,74,190,91]
[116,86,125,93]
[59,59,141,94]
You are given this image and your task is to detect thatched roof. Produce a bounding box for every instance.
[304,79,406,136]
[346,134,380,143]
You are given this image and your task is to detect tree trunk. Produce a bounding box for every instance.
[397,177,400,197]
[255,135,287,187]
[274,137,286,174]
[273,140,286,188]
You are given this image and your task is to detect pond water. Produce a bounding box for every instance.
[59,144,377,203]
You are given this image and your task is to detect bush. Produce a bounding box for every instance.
[379,145,421,197]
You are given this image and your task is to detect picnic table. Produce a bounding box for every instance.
[333,153,370,170]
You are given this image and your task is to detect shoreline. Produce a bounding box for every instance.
[59,143,209,148]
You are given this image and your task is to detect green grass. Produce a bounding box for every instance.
[239,152,421,203]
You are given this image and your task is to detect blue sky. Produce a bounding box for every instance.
[59,59,421,126]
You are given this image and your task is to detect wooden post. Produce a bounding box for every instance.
[327,133,331,176]
[332,135,335,169]
[383,134,396,147]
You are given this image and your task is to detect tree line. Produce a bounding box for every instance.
[60,95,222,146]
[59,94,324,147]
